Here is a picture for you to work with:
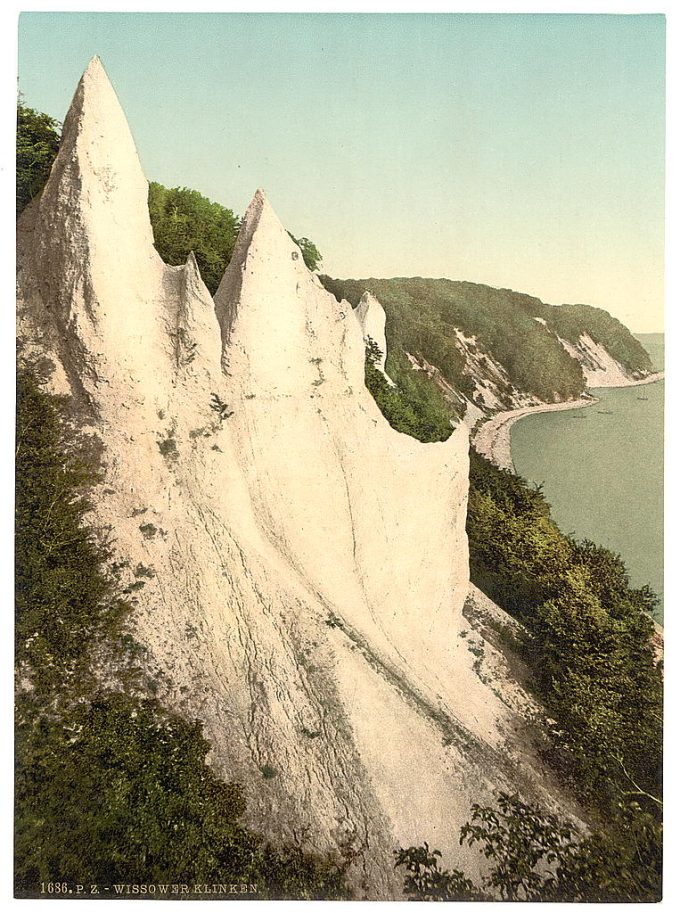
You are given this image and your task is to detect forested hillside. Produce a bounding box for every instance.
[521,299,653,375]
[323,276,652,408]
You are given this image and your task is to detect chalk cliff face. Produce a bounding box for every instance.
[17,58,572,896]
[355,291,395,384]
[556,332,641,387]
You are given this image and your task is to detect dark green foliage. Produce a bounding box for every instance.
[14,692,349,899]
[288,232,323,272]
[147,185,323,293]
[148,182,240,295]
[15,362,349,899]
[528,585,662,808]
[15,364,128,697]
[16,103,60,214]
[467,449,572,615]
[396,791,661,902]
[323,276,587,404]
[364,338,453,442]
[393,843,480,901]
[459,791,578,900]
[15,693,249,890]
[467,449,662,819]
[146,185,324,294]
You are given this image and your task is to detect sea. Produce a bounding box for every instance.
[510,334,664,624]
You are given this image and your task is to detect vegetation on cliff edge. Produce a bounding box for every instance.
[323,276,653,405]
[16,103,60,215]
[364,338,452,441]
[15,360,349,899]
[323,275,587,405]
[395,790,661,902]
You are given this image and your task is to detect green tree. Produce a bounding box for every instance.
[364,338,452,442]
[148,182,240,295]
[393,843,480,901]
[396,792,661,902]
[288,233,322,272]
[16,102,60,214]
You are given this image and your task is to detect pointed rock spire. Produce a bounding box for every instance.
[214,186,365,394]
[21,57,219,399]
[35,54,155,266]
[355,291,395,385]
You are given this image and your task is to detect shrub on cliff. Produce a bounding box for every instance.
[15,362,127,697]
[364,339,452,442]
[396,791,661,902]
[147,183,240,294]
[15,690,349,898]
[287,232,323,272]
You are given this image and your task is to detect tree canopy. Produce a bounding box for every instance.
[147,182,240,295]
[16,103,60,215]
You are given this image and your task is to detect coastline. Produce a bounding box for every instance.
[472,370,664,472]
[600,370,664,389]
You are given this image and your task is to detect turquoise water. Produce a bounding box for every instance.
[510,334,664,622]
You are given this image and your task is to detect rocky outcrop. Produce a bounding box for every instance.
[17,58,579,897]
[355,291,395,384]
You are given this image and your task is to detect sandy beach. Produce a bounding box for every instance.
[472,370,664,472]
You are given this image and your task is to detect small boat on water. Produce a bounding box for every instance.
[637,396,649,401]
[597,410,614,415]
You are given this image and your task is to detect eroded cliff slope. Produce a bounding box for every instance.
[17,58,577,897]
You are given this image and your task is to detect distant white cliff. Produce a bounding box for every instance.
[556,332,639,387]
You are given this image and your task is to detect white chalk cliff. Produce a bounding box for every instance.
[17,58,575,896]
[355,291,395,385]
[557,332,641,388]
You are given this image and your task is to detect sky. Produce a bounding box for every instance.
[17,12,666,332]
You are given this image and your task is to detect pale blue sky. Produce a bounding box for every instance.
[18,13,665,331]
